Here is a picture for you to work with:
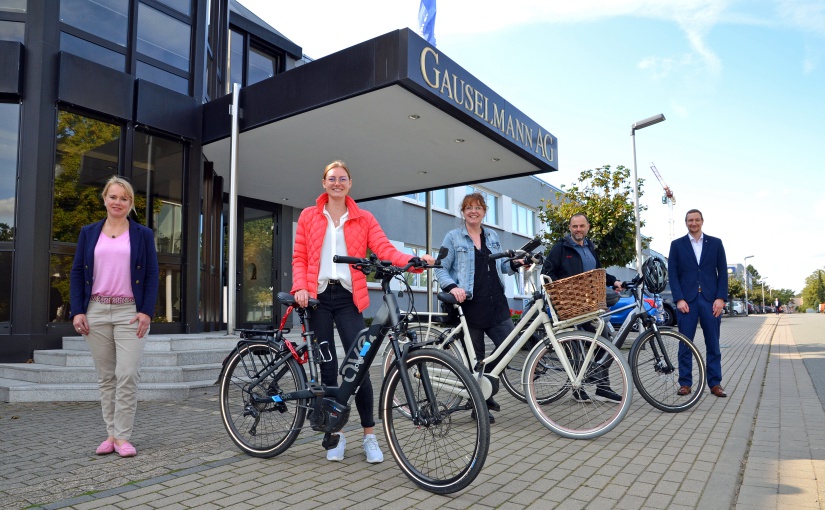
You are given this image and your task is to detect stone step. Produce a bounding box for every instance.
[33,348,230,368]
[0,378,219,403]
[0,363,221,384]
[60,335,241,352]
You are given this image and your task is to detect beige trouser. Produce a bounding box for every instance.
[84,300,147,441]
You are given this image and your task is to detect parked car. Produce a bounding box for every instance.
[725,300,746,316]
[607,293,658,332]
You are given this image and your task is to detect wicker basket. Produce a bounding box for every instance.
[544,269,607,320]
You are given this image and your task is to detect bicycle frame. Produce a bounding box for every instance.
[423,264,606,399]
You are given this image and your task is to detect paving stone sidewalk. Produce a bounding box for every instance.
[1,314,823,509]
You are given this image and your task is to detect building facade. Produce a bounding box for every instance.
[0,0,559,362]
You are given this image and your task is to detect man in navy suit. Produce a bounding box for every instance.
[668,209,729,397]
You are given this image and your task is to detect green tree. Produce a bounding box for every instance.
[538,165,645,267]
[801,270,825,310]
[728,275,744,300]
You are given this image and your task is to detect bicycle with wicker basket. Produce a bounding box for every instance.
[386,242,633,440]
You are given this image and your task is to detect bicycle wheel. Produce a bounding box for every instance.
[219,343,308,458]
[382,325,464,418]
[629,329,705,412]
[500,330,542,403]
[381,348,489,494]
[523,331,632,439]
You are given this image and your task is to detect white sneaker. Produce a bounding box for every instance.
[326,434,346,461]
[363,434,384,463]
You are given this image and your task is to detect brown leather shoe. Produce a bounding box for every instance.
[677,386,691,396]
[710,385,727,398]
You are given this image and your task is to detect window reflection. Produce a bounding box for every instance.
[52,111,121,243]
[0,252,10,322]
[137,2,191,71]
[0,103,20,239]
[132,132,184,255]
[49,255,72,322]
[60,0,129,47]
[0,20,24,42]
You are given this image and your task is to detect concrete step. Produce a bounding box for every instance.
[0,363,222,384]
[0,378,219,403]
[33,348,230,367]
[60,334,240,352]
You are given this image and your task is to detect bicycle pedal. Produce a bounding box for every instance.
[322,432,340,450]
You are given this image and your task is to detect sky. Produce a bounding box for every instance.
[239,0,825,294]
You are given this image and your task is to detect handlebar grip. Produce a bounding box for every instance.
[489,250,514,260]
[333,255,363,264]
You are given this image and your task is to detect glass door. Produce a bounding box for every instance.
[237,202,277,328]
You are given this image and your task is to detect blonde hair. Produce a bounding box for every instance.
[323,160,352,180]
[101,175,137,216]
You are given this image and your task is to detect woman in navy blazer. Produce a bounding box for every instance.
[70,176,159,457]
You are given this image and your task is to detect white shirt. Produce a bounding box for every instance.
[317,206,352,293]
[690,233,704,264]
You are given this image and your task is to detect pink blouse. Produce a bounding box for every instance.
[91,231,134,298]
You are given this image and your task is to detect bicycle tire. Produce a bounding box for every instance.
[629,329,705,412]
[219,343,308,458]
[381,348,490,494]
[523,331,632,439]
[500,330,542,403]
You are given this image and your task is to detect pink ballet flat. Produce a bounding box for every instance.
[113,441,137,457]
[95,440,115,455]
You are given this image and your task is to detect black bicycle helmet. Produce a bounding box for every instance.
[642,257,668,294]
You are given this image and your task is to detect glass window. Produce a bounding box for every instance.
[403,246,430,289]
[247,45,278,85]
[132,132,184,254]
[49,254,72,322]
[154,0,190,16]
[60,0,129,47]
[403,189,448,208]
[52,111,121,243]
[60,32,126,71]
[0,251,11,322]
[0,1,27,13]
[512,202,535,237]
[0,103,20,238]
[136,61,189,94]
[465,186,498,226]
[155,263,182,322]
[0,20,24,42]
[227,29,243,92]
[137,2,191,71]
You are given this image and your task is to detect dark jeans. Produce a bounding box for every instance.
[315,284,374,429]
[468,317,515,386]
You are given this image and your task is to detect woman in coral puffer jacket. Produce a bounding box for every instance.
[292,159,434,464]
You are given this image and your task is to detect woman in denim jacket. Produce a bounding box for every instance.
[435,192,526,422]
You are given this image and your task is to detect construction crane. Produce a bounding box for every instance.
[650,162,676,240]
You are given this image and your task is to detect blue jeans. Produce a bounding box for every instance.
[315,284,375,428]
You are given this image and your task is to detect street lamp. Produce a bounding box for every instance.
[744,255,754,315]
[761,277,768,310]
[631,114,666,274]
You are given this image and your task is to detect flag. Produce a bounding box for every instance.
[418,0,437,46]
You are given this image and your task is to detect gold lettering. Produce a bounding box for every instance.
[440,69,454,101]
[490,103,505,131]
[505,114,515,139]
[453,75,464,106]
[464,83,473,111]
[544,134,555,161]
[535,128,546,159]
[474,90,484,118]
[420,47,440,89]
